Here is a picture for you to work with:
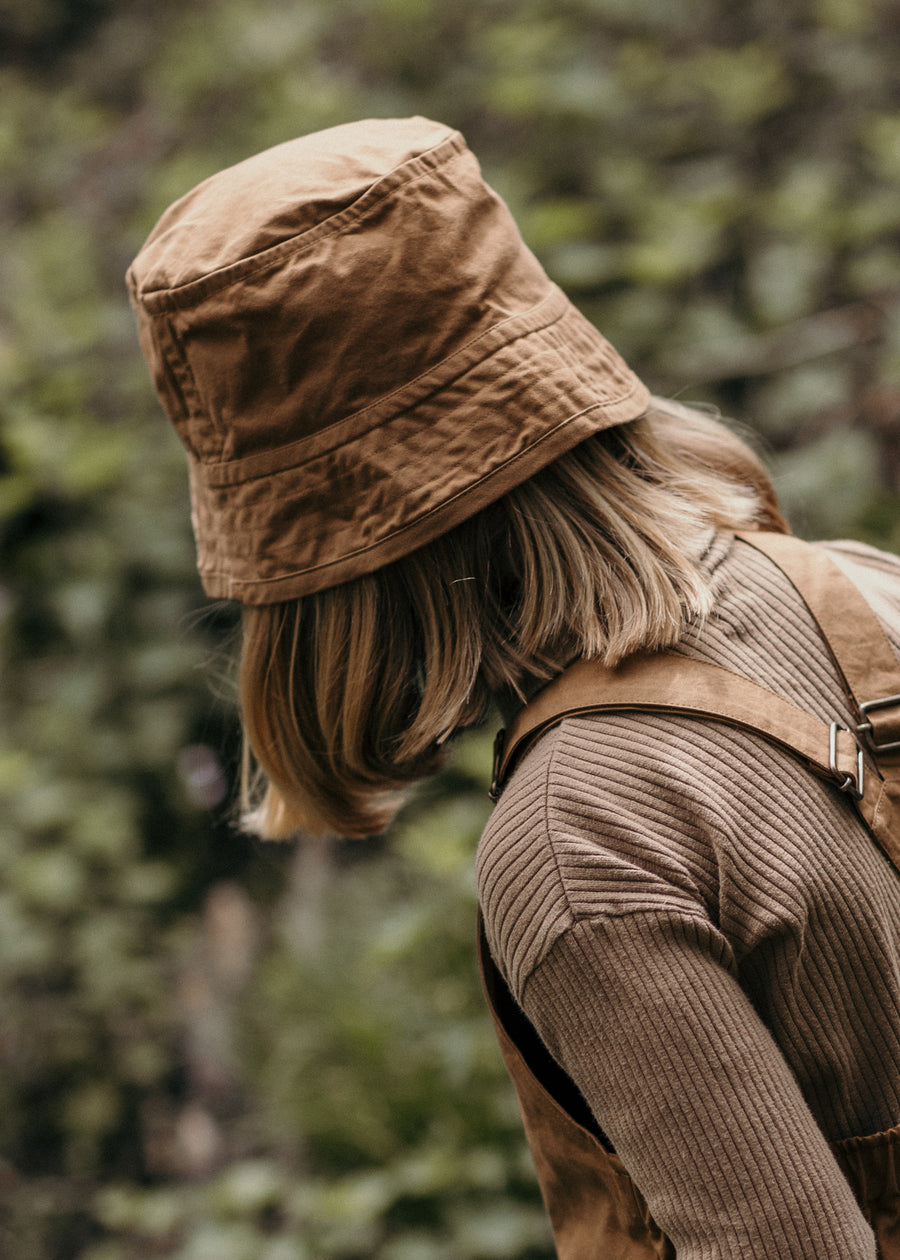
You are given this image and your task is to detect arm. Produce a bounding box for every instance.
[521,908,877,1260]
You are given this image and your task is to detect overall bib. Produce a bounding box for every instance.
[482,532,900,1258]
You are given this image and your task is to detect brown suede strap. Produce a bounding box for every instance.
[491,651,865,797]
[490,531,900,872]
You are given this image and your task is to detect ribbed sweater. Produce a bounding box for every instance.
[476,532,900,1259]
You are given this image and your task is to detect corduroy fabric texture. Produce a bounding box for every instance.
[477,532,900,1259]
[127,117,650,602]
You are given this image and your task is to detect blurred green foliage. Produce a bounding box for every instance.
[1,0,899,1254]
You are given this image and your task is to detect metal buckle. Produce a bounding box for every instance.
[829,722,865,799]
[858,694,900,754]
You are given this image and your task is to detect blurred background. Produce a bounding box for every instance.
[1,0,899,1255]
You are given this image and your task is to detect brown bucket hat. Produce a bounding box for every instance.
[127,116,651,603]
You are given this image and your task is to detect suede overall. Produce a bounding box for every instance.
[482,532,900,1258]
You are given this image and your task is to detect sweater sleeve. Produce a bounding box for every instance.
[521,907,878,1260]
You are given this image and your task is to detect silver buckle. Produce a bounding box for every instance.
[829,722,865,799]
[858,694,900,754]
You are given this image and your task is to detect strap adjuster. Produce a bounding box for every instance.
[858,694,900,754]
[829,722,865,799]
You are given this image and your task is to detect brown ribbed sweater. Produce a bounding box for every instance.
[476,532,900,1259]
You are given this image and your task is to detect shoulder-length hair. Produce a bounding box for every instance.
[238,400,787,840]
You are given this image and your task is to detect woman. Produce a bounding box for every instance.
[128,117,900,1257]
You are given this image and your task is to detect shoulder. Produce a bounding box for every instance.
[476,707,732,1001]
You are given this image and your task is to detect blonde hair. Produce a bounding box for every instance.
[239,401,787,839]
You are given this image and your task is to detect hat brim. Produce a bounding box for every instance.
[192,286,650,602]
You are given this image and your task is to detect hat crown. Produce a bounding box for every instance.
[129,117,456,298]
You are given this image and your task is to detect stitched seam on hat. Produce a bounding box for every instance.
[136,131,468,310]
[198,289,580,486]
[199,380,651,585]
[205,328,640,488]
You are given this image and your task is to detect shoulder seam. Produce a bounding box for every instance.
[518,905,719,1005]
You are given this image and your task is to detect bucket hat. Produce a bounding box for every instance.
[127,116,651,603]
